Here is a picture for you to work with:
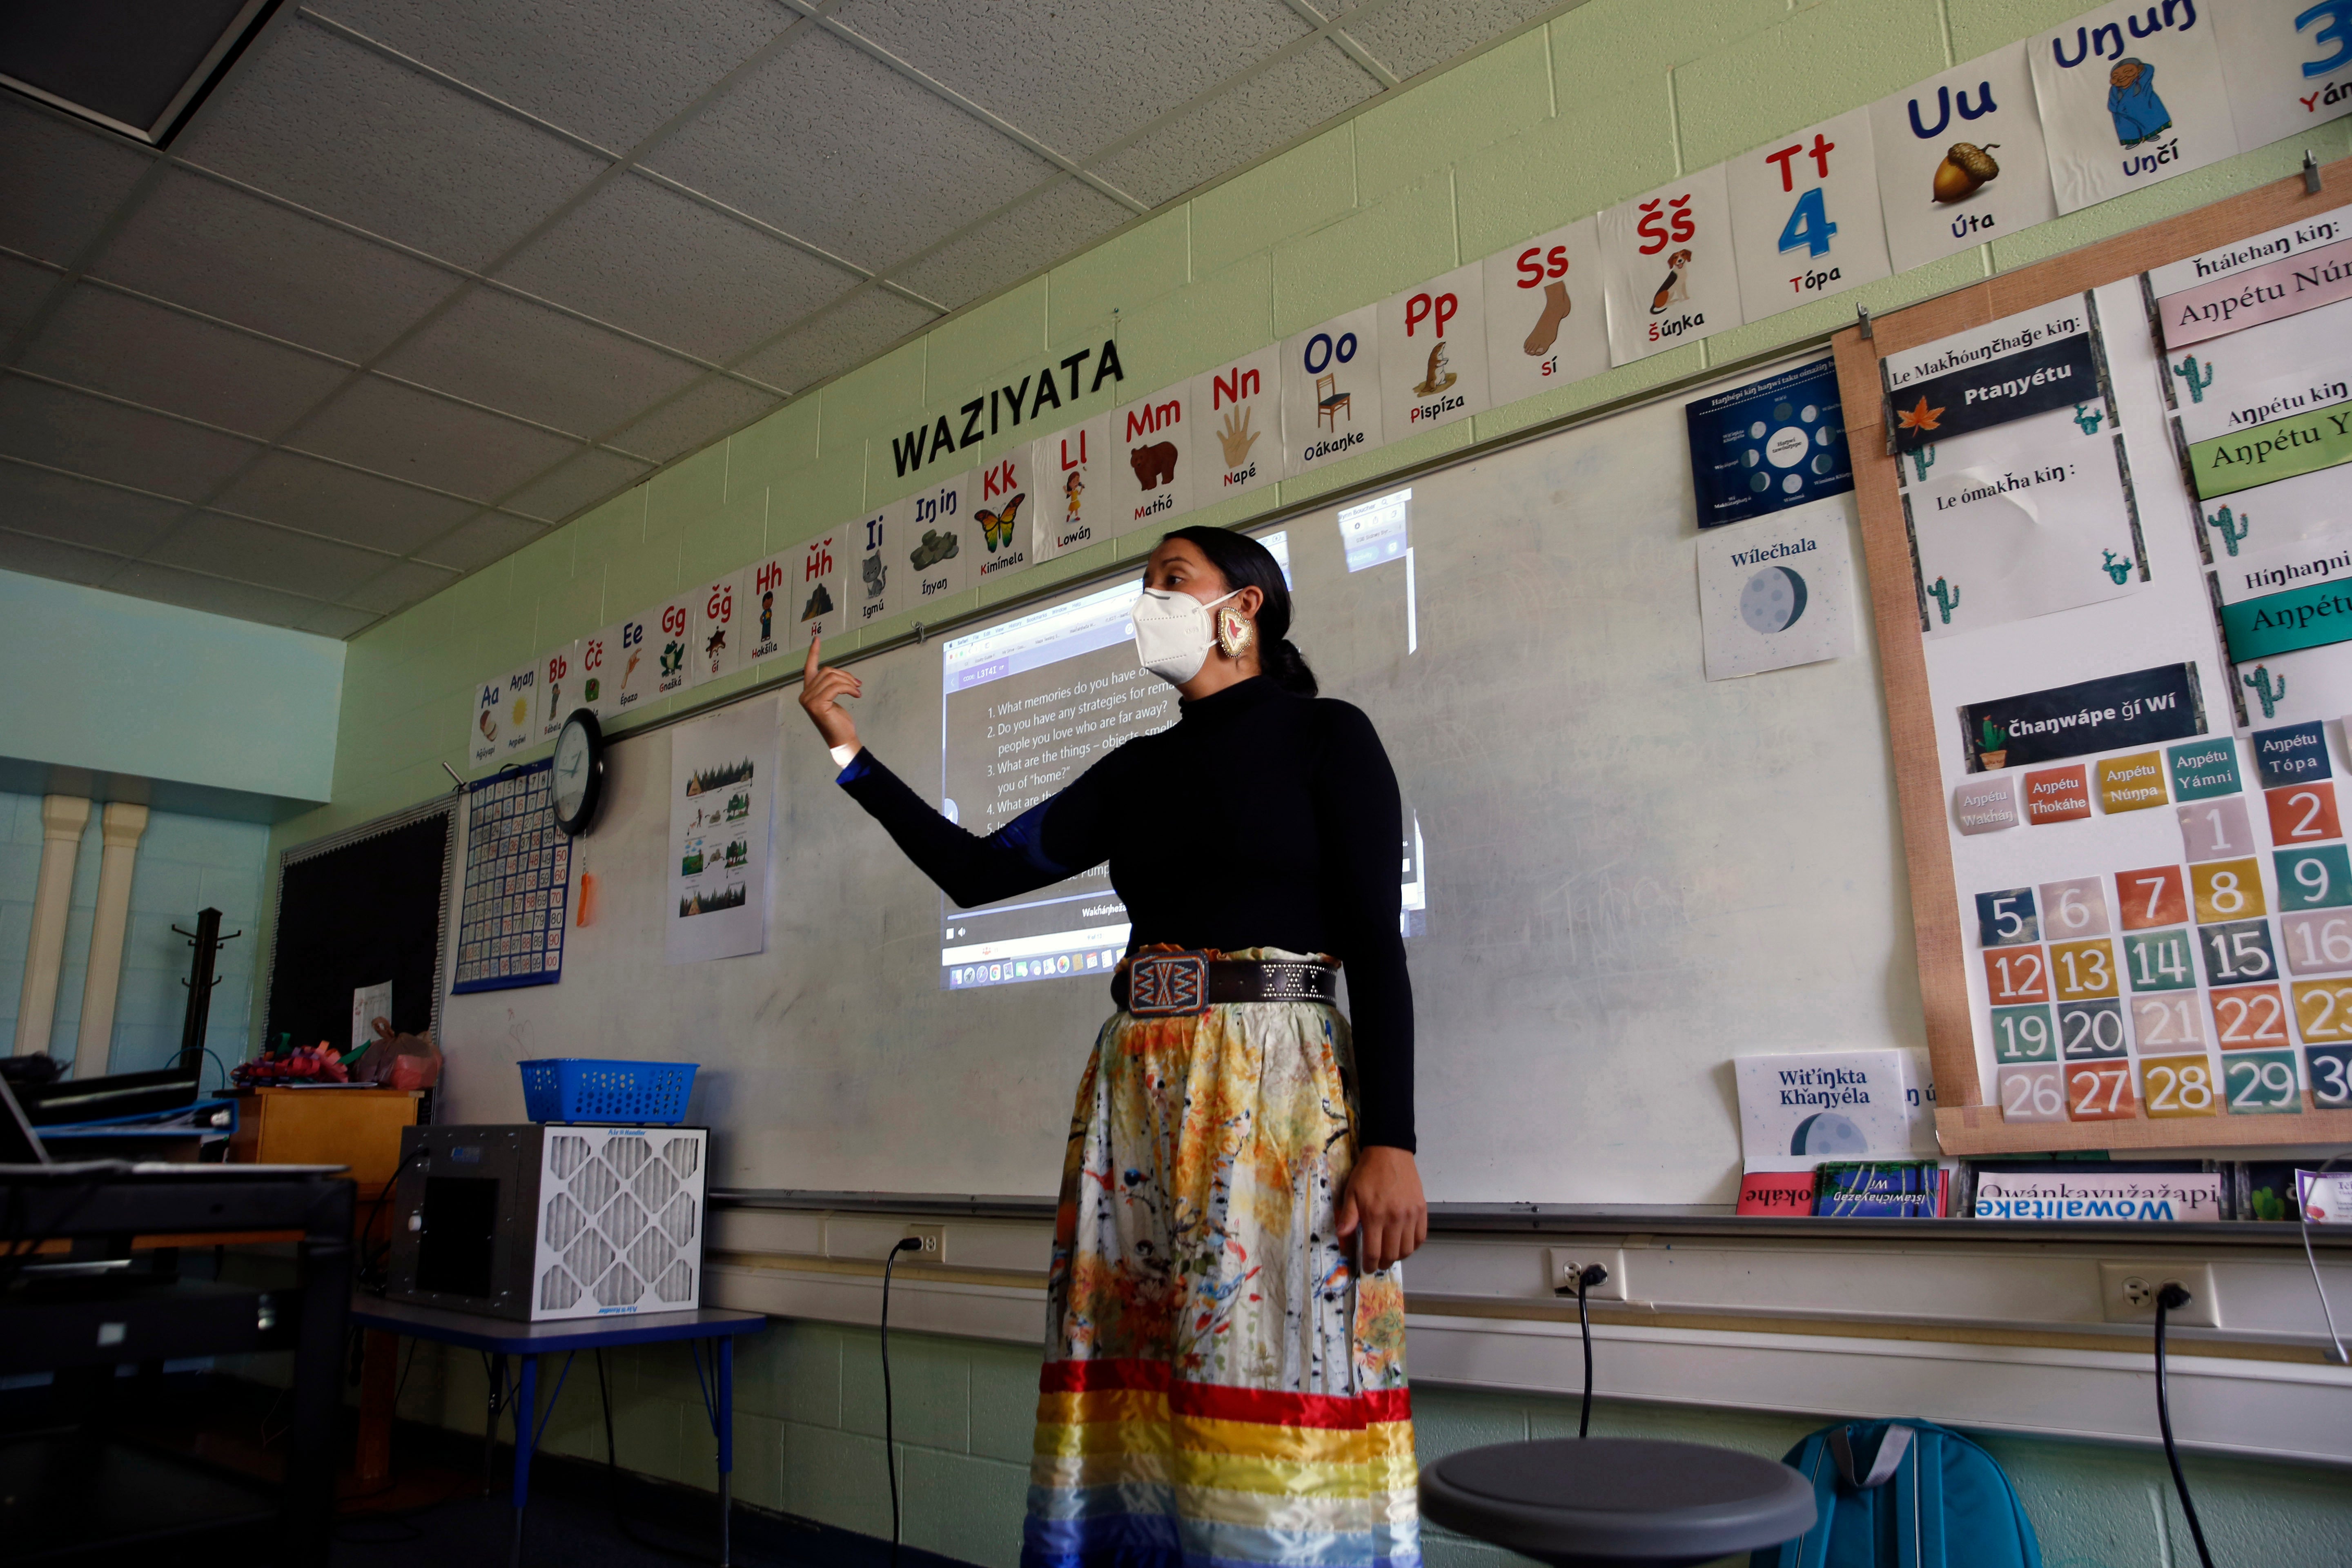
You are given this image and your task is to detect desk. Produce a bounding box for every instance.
[348,1296,766,1566]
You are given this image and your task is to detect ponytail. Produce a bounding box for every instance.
[1160,525,1319,697]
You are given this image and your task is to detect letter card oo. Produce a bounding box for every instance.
[1599,164,1742,365]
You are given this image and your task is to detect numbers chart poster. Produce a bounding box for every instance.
[1912,278,2348,1127]
[666,699,775,965]
[454,760,569,993]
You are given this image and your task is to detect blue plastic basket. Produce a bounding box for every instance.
[518,1058,698,1125]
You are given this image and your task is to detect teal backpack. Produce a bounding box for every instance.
[1751,1419,2042,1568]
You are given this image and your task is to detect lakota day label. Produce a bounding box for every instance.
[1902,432,2143,639]
[2149,205,2352,350]
[1278,304,1384,478]
[1030,415,1109,562]
[2212,0,2352,153]
[1187,346,1281,503]
[2027,0,2240,216]
[1378,261,1490,442]
[1870,40,2058,274]
[1481,215,1610,404]
[2253,719,2332,786]
[1880,295,2106,454]
[1954,772,2020,833]
[1960,663,2205,773]
[2169,736,2245,798]
[2097,750,2171,812]
[1724,106,1893,321]
[2212,532,2352,661]
[2184,389,2352,501]
[1684,358,1852,528]
[1597,163,1742,364]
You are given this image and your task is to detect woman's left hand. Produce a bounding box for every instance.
[1337,1145,1427,1274]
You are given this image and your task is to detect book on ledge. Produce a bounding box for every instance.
[1812,1160,1948,1218]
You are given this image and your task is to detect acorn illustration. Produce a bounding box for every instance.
[1933,143,2000,204]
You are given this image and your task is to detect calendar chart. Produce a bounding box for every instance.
[453,760,570,994]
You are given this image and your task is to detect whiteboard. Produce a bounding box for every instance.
[436,359,1924,1204]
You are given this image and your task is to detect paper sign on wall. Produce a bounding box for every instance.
[651,594,695,700]
[1694,494,1862,680]
[578,623,620,719]
[1481,216,1610,403]
[1279,305,1384,476]
[1904,432,2145,638]
[1379,261,1490,442]
[1031,415,1110,561]
[1871,41,2058,273]
[1880,295,2111,457]
[1188,346,1281,502]
[1725,107,1893,321]
[1111,387,1191,533]
[611,609,657,714]
[1733,1048,1920,1172]
[1684,358,1853,527]
[904,471,973,609]
[2212,0,2352,153]
[970,446,1034,583]
[469,677,506,770]
[2029,0,2240,215]
[666,699,774,965]
[497,660,539,757]
[745,553,791,661]
[1959,663,2206,773]
[537,641,580,739]
[689,573,744,686]
[792,531,850,644]
[1599,164,1742,364]
[2149,207,2352,351]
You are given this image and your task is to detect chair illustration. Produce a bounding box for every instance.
[1316,373,1352,430]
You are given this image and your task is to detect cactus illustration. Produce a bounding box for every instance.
[1978,715,2007,754]
[2100,549,2132,585]
[2205,505,2249,557]
[1928,575,1961,624]
[2245,664,2287,719]
[2071,401,2105,434]
[2172,354,2215,403]
[1909,445,1936,483]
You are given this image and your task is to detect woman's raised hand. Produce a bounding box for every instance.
[798,635,863,755]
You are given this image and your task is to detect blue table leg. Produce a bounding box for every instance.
[510,1354,536,1568]
[718,1336,735,1568]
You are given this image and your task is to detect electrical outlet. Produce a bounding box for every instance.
[1546,1247,1627,1301]
[900,1223,945,1261]
[2098,1261,2218,1326]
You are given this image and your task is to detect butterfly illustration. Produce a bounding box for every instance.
[976,492,1025,552]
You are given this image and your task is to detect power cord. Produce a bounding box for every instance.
[2152,1283,2217,1568]
[882,1236,923,1568]
[2295,1155,2347,1366]
[1553,1263,1610,1438]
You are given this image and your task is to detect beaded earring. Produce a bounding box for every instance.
[1215,606,1254,659]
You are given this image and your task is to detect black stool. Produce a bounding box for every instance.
[1420,1437,1817,1568]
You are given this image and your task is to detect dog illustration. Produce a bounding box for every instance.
[1649,249,1692,314]
[1129,441,1179,490]
[1412,340,1457,398]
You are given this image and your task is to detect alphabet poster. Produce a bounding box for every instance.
[746,552,793,662]
[579,623,620,718]
[846,503,898,630]
[1278,304,1384,477]
[499,660,540,759]
[690,572,744,686]
[652,593,695,700]
[2029,0,2240,214]
[904,470,973,610]
[970,445,1034,584]
[1872,42,2058,274]
[1030,415,1109,561]
[666,699,774,966]
[792,532,849,645]
[2212,0,2352,152]
[1188,346,1281,503]
[1111,388,1190,531]
[1378,261,1490,442]
[1599,164,1742,363]
[611,609,657,714]
[1725,107,1893,321]
[537,641,578,740]
[1481,216,1610,404]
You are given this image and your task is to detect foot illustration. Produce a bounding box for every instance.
[1523,280,1570,356]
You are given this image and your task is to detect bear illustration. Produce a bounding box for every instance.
[1129,441,1179,490]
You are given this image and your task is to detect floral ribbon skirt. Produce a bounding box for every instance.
[1021,948,1420,1568]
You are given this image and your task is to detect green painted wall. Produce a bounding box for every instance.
[391,1323,2352,1568]
[311,1,2351,1558]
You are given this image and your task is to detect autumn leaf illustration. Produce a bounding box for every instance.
[1897,394,1945,433]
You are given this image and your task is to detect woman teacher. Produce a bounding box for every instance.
[798,525,1423,1568]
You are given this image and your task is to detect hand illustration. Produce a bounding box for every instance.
[1217,405,1259,468]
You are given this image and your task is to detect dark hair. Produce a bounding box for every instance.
[1159,526,1318,697]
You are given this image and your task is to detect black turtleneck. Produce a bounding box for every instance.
[835,676,1415,1151]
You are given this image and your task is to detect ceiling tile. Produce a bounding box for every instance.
[107,560,325,626]
[1091,40,1380,209]
[290,375,583,501]
[606,375,777,466]
[0,463,186,555]
[149,512,396,600]
[87,167,461,362]
[321,0,800,153]
[498,173,857,363]
[1337,0,1564,82]
[0,253,62,345]
[733,287,936,393]
[415,511,546,572]
[173,16,608,270]
[16,284,351,440]
[834,0,1312,162]
[213,451,474,553]
[378,286,704,437]
[0,375,262,500]
[503,448,652,523]
[893,179,1131,312]
[646,28,1058,276]
[293,602,379,637]
[0,96,156,267]
[344,557,460,614]
[0,528,125,587]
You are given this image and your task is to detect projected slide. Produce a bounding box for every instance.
[935,534,1423,991]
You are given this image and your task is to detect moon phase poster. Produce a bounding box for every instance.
[1695,494,1863,680]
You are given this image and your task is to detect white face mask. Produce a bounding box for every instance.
[1131,586,1241,686]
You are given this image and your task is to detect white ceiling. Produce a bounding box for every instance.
[0,0,1569,638]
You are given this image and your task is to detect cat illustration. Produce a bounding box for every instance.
[862,551,886,600]
[1412,340,1457,398]
[1650,249,1692,314]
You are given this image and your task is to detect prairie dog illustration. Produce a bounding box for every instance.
[1412,340,1457,398]
[1650,249,1692,314]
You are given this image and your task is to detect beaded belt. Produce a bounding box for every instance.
[1111,951,1339,1017]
